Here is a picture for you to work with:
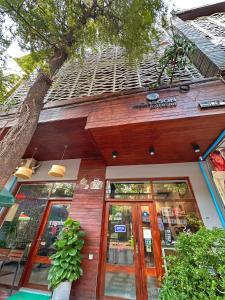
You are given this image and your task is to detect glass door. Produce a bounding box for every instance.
[137,204,162,300]
[21,201,71,289]
[101,202,162,300]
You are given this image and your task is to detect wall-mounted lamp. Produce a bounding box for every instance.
[192,144,201,153]
[112,151,118,159]
[14,148,38,179]
[149,146,155,156]
[48,145,68,177]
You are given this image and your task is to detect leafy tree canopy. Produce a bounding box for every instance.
[0,0,166,103]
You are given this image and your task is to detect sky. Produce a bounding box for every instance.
[5,0,225,74]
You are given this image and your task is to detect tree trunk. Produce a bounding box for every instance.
[0,48,68,186]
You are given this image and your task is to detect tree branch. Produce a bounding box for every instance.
[4,0,54,47]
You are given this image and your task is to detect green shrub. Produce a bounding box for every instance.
[48,217,85,289]
[159,227,225,300]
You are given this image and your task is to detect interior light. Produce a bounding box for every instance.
[192,144,200,153]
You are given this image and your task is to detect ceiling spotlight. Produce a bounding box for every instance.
[149,146,155,156]
[192,144,200,153]
[112,151,118,159]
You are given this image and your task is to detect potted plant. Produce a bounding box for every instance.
[48,217,85,300]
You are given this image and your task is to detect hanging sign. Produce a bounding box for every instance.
[114,225,126,233]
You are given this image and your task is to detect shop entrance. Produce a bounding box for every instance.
[0,182,74,291]
[21,200,71,289]
[100,202,162,300]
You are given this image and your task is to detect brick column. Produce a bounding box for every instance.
[69,158,106,300]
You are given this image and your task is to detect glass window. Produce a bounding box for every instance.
[50,182,75,198]
[0,198,47,286]
[106,181,152,199]
[16,182,75,200]
[29,263,51,286]
[206,137,225,208]
[16,184,52,199]
[147,276,160,300]
[153,180,194,200]
[104,272,136,299]
[106,205,134,265]
[154,180,200,249]
[140,206,154,267]
[37,204,70,256]
[0,199,47,252]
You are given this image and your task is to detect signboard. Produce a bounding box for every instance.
[114,225,126,233]
[133,97,177,110]
[199,99,225,109]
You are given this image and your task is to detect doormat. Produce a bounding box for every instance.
[7,291,51,300]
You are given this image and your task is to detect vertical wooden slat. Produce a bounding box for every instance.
[69,158,106,300]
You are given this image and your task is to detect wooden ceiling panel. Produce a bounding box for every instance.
[90,115,225,165]
[24,118,100,161]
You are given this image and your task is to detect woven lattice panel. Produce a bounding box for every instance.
[188,13,225,51]
[44,45,203,104]
[3,72,38,110]
[2,39,203,111]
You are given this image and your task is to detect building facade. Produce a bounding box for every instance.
[0,2,225,300]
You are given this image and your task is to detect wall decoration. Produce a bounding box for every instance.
[90,179,104,190]
[78,178,89,190]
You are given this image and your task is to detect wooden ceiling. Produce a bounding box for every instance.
[24,118,100,161]
[22,112,225,166]
[89,114,225,166]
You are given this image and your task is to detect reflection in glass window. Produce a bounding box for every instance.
[106,181,152,199]
[141,206,154,267]
[153,180,194,200]
[16,184,52,199]
[156,201,200,247]
[16,182,75,200]
[29,263,51,286]
[38,204,70,257]
[207,137,225,207]
[0,199,47,286]
[104,272,136,299]
[51,183,74,198]
[107,205,134,265]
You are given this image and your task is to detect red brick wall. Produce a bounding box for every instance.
[69,158,106,300]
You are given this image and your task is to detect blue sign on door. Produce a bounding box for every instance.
[114,225,126,233]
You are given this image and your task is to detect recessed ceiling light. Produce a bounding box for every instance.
[149,146,155,156]
[192,144,200,153]
[112,151,118,158]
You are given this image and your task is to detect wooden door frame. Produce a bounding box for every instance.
[20,200,71,289]
[98,200,162,300]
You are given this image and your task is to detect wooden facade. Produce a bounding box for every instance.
[0,3,225,300]
[69,159,106,300]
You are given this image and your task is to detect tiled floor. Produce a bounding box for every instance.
[0,288,12,300]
